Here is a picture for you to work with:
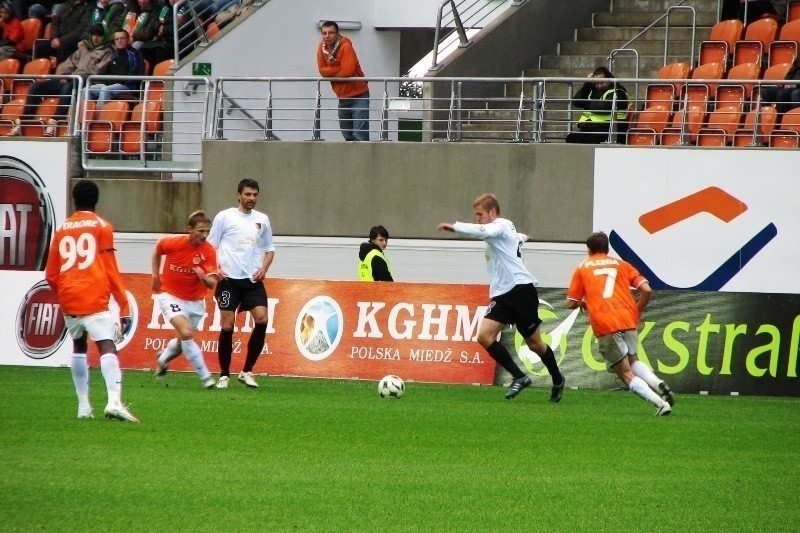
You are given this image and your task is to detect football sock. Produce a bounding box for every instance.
[630,359,662,391]
[486,341,525,379]
[99,353,123,406]
[539,345,564,385]
[218,329,233,377]
[629,376,663,407]
[181,339,211,381]
[157,338,181,368]
[70,353,90,406]
[243,323,268,373]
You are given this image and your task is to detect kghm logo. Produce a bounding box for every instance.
[295,296,343,361]
[610,187,778,290]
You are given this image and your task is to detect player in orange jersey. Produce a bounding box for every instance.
[566,231,674,416]
[44,180,138,423]
[152,211,219,388]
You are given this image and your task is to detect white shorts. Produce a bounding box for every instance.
[597,330,639,368]
[158,293,206,330]
[64,311,117,342]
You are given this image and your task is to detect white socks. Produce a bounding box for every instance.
[630,359,663,391]
[99,353,123,406]
[629,376,664,407]
[157,338,182,368]
[70,353,90,407]
[181,339,212,381]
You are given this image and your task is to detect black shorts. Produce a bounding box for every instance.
[215,278,268,312]
[485,283,542,338]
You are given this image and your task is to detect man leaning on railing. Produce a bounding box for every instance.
[317,20,370,142]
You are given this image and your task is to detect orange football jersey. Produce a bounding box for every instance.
[567,253,647,336]
[45,211,129,317]
[155,235,217,301]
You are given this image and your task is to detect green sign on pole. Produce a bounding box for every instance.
[192,63,212,76]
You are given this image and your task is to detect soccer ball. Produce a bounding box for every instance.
[378,375,405,398]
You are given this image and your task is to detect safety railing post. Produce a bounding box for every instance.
[264,79,274,140]
[312,80,322,141]
[381,80,389,141]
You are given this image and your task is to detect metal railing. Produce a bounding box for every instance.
[79,74,212,173]
[2,73,796,179]
[0,75,84,136]
[430,0,525,70]
[172,0,268,68]
[209,75,795,147]
[607,1,696,82]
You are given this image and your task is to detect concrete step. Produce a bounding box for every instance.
[577,25,711,41]
[610,0,719,13]
[593,11,718,27]
[559,39,701,55]
[540,53,688,69]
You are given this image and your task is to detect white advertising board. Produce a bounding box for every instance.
[594,148,800,294]
[0,141,71,366]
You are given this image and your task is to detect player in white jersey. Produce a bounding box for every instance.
[208,179,275,389]
[438,193,565,401]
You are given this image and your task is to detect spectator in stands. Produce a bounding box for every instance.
[130,0,159,49]
[36,0,93,64]
[87,28,143,108]
[27,0,62,21]
[565,67,629,144]
[761,55,800,113]
[0,2,24,60]
[88,0,126,34]
[138,0,183,66]
[317,20,370,141]
[8,23,111,136]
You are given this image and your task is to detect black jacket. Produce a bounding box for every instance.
[107,46,144,89]
[572,81,629,113]
[358,242,393,282]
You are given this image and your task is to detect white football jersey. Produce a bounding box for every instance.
[208,208,275,281]
[453,218,537,297]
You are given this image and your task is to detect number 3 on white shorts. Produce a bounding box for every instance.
[593,268,617,299]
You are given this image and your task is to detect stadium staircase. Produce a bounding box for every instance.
[460,0,720,141]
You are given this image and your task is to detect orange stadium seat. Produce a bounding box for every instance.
[733,105,778,146]
[626,84,675,145]
[0,57,21,98]
[697,101,744,146]
[768,19,800,66]
[789,0,800,22]
[770,107,800,147]
[755,62,794,101]
[657,61,691,95]
[698,19,744,70]
[31,96,61,137]
[0,98,24,135]
[120,102,145,153]
[661,70,718,146]
[18,17,42,60]
[10,58,52,99]
[733,17,780,67]
[722,62,760,102]
[87,100,130,152]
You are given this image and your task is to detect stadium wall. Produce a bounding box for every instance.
[199,141,596,241]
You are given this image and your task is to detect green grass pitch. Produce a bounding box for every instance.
[1,366,798,531]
